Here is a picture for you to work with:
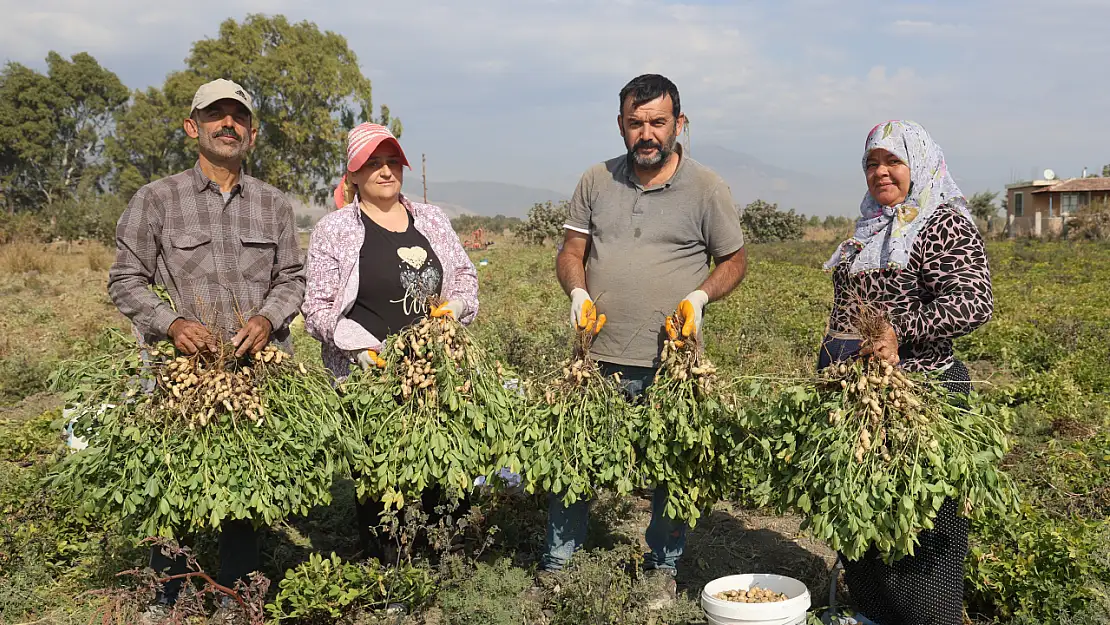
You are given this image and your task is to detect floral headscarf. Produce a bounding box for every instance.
[825,120,973,275]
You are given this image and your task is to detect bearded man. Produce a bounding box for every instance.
[542,73,748,608]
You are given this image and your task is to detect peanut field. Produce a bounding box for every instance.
[1,237,1108,624]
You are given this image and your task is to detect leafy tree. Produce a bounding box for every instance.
[0,63,53,212]
[515,201,569,245]
[452,214,522,235]
[0,52,127,212]
[179,14,401,203]
[106,84,194,198]
[739,199,806,243]
[1102,164,1110,178]
[823,214,853,230]
[295,213,317,230]
[968,191,999,221]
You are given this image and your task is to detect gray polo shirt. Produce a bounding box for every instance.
[564,148,745,367]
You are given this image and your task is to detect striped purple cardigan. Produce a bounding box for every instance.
[301,195,479,378]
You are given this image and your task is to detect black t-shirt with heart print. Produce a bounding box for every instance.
[347,209,443,342]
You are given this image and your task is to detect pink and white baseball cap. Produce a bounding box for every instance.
[334,123,411,207]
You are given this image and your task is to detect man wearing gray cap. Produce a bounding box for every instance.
[108,78,305,620]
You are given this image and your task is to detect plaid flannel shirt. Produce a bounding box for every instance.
[108,163,306,348]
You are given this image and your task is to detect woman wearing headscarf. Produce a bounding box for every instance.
[301,122,479,559]
[818,120,993,625]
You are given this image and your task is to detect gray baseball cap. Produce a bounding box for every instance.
[191,78,254,116]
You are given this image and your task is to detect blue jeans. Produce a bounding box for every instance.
[541,363,687,573]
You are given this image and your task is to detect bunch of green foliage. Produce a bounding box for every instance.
[751,358,1016,561]
[740,199,807,243]
[515,200,570,245]
[47,333,345,538]
[266,552,435,623]
[340,315,525,510]
[966,507,1110,622]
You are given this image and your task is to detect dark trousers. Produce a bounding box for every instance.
[818,335,971,625]
[354,482,471,561]
[149,519,259,602]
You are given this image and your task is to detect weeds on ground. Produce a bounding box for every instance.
[268,552,434,623]
[545,544,703,625]
[966,507,1110,622]
[434,556,542,625]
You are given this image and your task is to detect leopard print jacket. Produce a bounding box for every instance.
[827,203,993,372]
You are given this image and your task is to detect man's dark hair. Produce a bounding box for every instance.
[619,74,680,118]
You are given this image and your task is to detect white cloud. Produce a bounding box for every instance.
[1,0,1109,200]
[891,19,971,36]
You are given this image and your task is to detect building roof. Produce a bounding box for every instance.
[1031,177,1110,194]
[1006,179,1059,190]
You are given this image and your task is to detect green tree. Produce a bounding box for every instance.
[516,201,569,245]
[0,52,127,212]
[740,199,806,243]
[1102,164,1110,178]
[968,190,999,223]
[179,14,401,203]
[452,214,522,235]
[106,84,194,198]
[295,213,317,230]
[822,215,853,230]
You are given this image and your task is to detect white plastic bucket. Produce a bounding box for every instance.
[701,574,811,625]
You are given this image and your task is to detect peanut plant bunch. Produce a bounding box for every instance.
[339,315,525,511]
[518,321,644,507]
[48,335,345,538]
[747,358,1016,562]
[640,311,750,527]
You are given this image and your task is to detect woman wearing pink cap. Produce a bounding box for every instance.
[302,122,479,557]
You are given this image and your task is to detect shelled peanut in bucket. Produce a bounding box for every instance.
[713,586,789,603]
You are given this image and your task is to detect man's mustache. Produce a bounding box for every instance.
[213,127,241,141]
[633,139,662,151]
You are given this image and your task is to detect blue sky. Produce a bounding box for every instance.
[3,0,1109,213]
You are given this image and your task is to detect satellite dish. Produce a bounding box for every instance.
[1043,169,1056,180]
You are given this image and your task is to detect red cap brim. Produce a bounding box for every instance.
[347,136,411,172]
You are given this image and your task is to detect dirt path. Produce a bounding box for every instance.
[601,493,839,605]
[0,391,62,422]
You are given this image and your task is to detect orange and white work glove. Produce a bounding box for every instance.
[356,349,387,370]
[430,299,468,320]
[570,288,605,335]
[676,290,709,338]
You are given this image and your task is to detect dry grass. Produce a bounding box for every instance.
[0,241,57,274]
[87,245,114,272]
[804,226,852,243]
[0,241,127,406]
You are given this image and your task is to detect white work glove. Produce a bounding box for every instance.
[569,288,596,331]
[355,349,386,370]
[431,299,469,320]
[676,290,709,338]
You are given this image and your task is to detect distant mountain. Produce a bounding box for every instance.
[291,149,864,223]
[425,181,569,218]
[688,144,859,217]
[288,191,476,223]
[427,201,476,220]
